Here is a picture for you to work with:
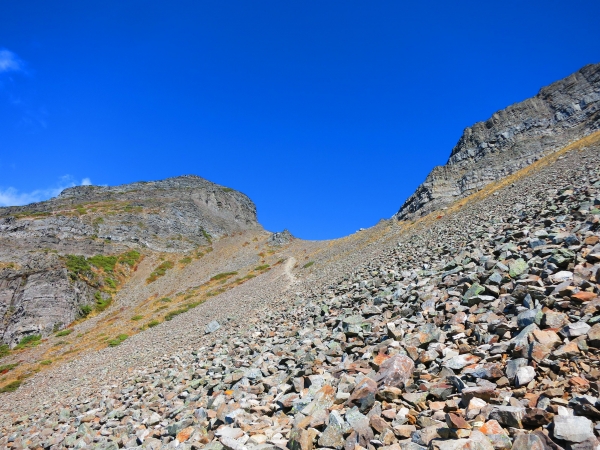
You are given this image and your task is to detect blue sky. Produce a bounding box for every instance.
[1,1,599,239]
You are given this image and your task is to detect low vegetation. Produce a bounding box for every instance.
[80,305,93,317]
[119,250,141,267]
[164,300,203,321]
[87,255,118,273]
[14,335,41,350]
[0,345,9,358]
[64,255,91,276]
[64,250,142,318]
[108,334,128,347]
[201,229,212,244]
[164,308,187,321]
[55,329,73,337]
[0,363,18,374]
[0,380,21,393]
[65,251,141,278]
[94,292,112,312]
[210,271,237,281]
[147,261,174,283]
[303,261,315,269]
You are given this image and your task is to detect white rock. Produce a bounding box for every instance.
[515,366,535,387]
[553,415,595,443]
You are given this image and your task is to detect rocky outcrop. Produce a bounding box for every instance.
[0,175,261,346]
[267,229,294,246]
[0,254,94,346]
[0,175,260,253]
[395,62,600,220]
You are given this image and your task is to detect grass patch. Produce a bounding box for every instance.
[235,274,256,283]
[221,187,234,192]
[131,315,144,321]
[88,255,118,273]
[65,255,91,276]
[39,360,52,366]
[105,277,117,289]
[164,300,203,321]
[159,297,171,303]
[302,261,315,269]
[66,250,140,282]
[119,250,141,267]
[201,229,212,244]
[147,260,174,283]
[0,363,18,374]
[108,334,128,347]
[179,256,192,265]
[55,329,73,337]
[210,271,238,281]
[14,335,41,350]
[0,380,21,393]
[94,291,112,312]
[254,264,270,271]
[165,308,187,321]
[80,305,92,317]
[0,345,9,358]
[147,319,160,328]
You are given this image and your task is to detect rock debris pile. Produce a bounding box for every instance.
[2,147,600,450]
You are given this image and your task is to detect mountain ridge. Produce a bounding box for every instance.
[0,175,262,347]
[395,62,600,220]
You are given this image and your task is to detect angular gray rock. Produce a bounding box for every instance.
[205,320,221,334]
[553,415,595,443]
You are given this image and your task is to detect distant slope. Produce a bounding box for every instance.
[0,175,261,346]
[395,62,600,220]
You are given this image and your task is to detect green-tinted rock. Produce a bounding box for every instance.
[463,283,485,301]
[509,259,528,278]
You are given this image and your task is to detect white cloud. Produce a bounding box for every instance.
[0,176,93,207]
[0,49,24,74]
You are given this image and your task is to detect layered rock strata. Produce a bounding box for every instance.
[395,63,600,220]
[0,175,261,346]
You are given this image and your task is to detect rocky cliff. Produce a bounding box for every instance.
[0,175,261,346]
[395,62,600,220]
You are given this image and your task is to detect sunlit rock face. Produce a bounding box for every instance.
[395,63,600,220]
